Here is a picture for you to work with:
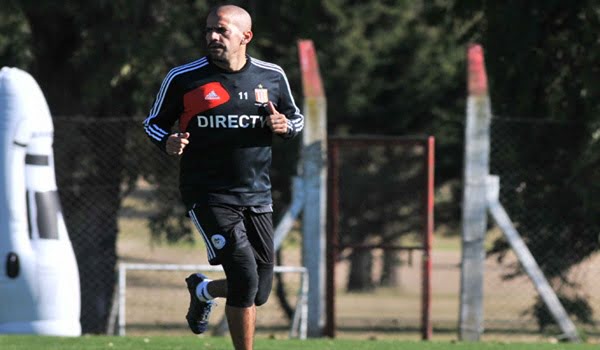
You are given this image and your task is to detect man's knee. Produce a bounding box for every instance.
[254,291,269,306]
[223,248,259,308]
[227,274,258,307]
[254,263,274,306]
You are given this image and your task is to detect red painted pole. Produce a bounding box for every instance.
[421,136,435,340]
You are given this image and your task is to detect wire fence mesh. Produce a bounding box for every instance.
[52,116,301,336]
[486,117,599,339]
[48,116,599,340]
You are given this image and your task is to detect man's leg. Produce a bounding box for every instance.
[196,273,256,350]
[246,210,275,307]
[205,279,227,297]
[223,209,274,349]
[221,242,259,350]
[187,204,263,349]
[226,305,256,350]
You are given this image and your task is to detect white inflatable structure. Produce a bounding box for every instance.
[0,67,81,336]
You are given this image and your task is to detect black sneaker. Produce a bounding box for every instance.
[185,273,216,334]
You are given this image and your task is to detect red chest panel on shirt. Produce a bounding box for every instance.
[180,82,230,131]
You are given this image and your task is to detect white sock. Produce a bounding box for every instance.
[195,278,213,302]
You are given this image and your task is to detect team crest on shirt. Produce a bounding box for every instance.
[211,234,226,250]
[254,84,269,105]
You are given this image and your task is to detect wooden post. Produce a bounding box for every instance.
[298,39,327,337]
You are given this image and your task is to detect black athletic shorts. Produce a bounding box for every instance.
[188,203,274,266]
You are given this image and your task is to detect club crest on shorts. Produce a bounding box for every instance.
[211,234,226,250]
[254,84,268,105]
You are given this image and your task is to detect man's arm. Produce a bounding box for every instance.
[143,71,183,153]
[276,69,304,139]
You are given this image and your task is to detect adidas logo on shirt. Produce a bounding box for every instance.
[204,90,220,100]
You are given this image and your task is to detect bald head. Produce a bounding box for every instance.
[209,5,252,32]
[205,5,253,71]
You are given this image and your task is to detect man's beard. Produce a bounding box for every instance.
[208,42,226,62]
[209,53,228,63]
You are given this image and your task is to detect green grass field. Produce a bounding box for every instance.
[0,335,598,350]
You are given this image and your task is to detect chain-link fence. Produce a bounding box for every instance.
[54,116,175,334]
[485,117,599,339]
[321,119,598,341]
[52,116,301,335]
[50,116,598,340]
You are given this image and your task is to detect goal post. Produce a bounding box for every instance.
[112,263,309,339]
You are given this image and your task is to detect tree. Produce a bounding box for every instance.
[312,0,469,290]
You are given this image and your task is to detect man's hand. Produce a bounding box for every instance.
[166,132,190,156]
[266,101,288,134]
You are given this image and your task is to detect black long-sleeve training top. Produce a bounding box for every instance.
[143,56,304,209]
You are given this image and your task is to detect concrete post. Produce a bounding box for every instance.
[298,40,327,337]
[459,44,491,341]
